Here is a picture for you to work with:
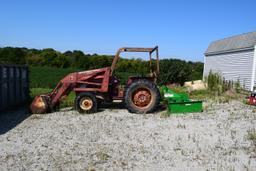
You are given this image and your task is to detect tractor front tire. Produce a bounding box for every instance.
[125,79,160,114]
[75,92,98,114]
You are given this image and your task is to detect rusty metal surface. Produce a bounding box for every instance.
[110,46,159,76]
[30,96,49,114]
[132,88,152,108]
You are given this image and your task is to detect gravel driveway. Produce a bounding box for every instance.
[0,101,256,171]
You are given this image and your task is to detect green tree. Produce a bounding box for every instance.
[40,48,58,66]
[0,47,26,64]
[52,54,70,68]
[158,59,191,85]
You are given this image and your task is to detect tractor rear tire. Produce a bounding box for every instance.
[124,79,160,114]
[75,92,98,114]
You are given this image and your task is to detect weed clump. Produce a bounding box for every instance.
[205,70,241,96]
[247,129,256,146]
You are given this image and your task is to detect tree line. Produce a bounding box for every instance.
[0,47,203,85]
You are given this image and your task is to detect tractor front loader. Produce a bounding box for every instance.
[30,46,161,114]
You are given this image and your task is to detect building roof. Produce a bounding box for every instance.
[205,31,256,55]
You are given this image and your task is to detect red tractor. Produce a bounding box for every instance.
[30,46,161,114]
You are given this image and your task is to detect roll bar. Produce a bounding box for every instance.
[110,46,159,76]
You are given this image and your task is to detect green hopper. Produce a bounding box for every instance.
[161,86,203,114]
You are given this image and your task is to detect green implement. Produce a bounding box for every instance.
[161,86,203,114]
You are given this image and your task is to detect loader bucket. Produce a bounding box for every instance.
[30,95,50,114]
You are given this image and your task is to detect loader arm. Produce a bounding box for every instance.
[30,73,76,114]
[30,67,111,114]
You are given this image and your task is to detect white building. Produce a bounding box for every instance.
[203,31,256,91]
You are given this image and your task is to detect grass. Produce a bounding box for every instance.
[30,66,81,88]
[30,87,75,108]
[184,88,244,104]
[164,87,239,103]
[30,66,136,88]
[247,129,256,144]
[189,89,210,100]
[30,87,52,97]
[247,129,256,157]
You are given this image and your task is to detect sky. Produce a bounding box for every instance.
[0,0,255,62]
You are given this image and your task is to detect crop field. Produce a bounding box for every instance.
[29,66,136,88]
[29,67,81,88]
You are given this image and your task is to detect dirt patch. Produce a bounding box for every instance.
[0,101,256,170]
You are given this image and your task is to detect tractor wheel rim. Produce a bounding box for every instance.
[80,97,93,110]
[132,88,152,108]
